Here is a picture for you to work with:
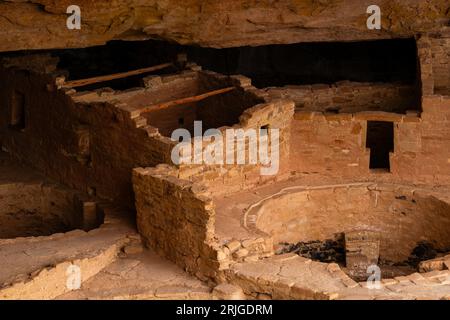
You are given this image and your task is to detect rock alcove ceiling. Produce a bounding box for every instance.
[0,0,449,52]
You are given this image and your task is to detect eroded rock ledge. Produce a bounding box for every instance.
[0,0,449,52]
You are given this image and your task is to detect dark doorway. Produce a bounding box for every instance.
[366,121,394,171]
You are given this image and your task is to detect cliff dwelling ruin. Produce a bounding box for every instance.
[0,0,449,301]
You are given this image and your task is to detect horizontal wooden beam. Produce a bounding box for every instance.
[62,62,173,88]
[138,87,236,113]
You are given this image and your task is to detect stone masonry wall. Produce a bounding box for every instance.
[137,69,264,136]
[132,165,225,281]
[265,81,419,114]
[418,35,450,96]
[133,164,276,282]
[0,60,175,208]
[252,184,450,262]
[289,99,450,186]
[177,97,295,197]
[417,36,435,96]
[430,37,450,95]
[132,84,295,280]
[0,180,85,238]
[402,95,450,184]
[0,57,291,208]
[289,111,370,177]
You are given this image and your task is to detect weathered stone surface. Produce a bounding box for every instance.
[0,1,449,52]
[228,255,450,300]
[0,210,134,299]
[212,283,245,300]
[58,250,212,300]
[419,258,445,272]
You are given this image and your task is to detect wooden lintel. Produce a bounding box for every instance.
[138,87,236,113]
[62,62,173,88]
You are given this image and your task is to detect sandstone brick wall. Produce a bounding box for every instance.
[132,164,277,281]
[196,71,266,131]
[135,69,264,136]
[0,57,294,209]
[0,63,175,207]
[0,161,104,238]
[252,184,450,262]
[131,82,295,279]
[396,95,450,184]
[265,81,419,114]
[290,111,369,177]
[0,181,83,237]
[132,165,223,281]
[177,97,295,197]
[417,36,434,96]
[135,71,296,197]
[289,96,450,186]
[418,36,450,96]
[430,37,450,95]
[139,71,202,136]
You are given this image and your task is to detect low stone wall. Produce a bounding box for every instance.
[226,253,450,300]
[133,164,278,282]
[132,165,225,281]
[0,179,101,238]
[248,184,450,262]
[265,81,419,114]
[177,98,295,197]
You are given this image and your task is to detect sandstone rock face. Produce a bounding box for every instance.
[0,0,449,52]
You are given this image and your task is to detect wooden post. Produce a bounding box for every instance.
[62,62,173,88]
[138,87,235,113]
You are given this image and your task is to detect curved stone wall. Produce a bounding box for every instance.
[0,182,99,238]
[250,184,450,262]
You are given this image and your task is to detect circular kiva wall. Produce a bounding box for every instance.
[249,184,450,262]
[0,183,87,239]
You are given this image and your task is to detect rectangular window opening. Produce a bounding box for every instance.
[366,121,394,171]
